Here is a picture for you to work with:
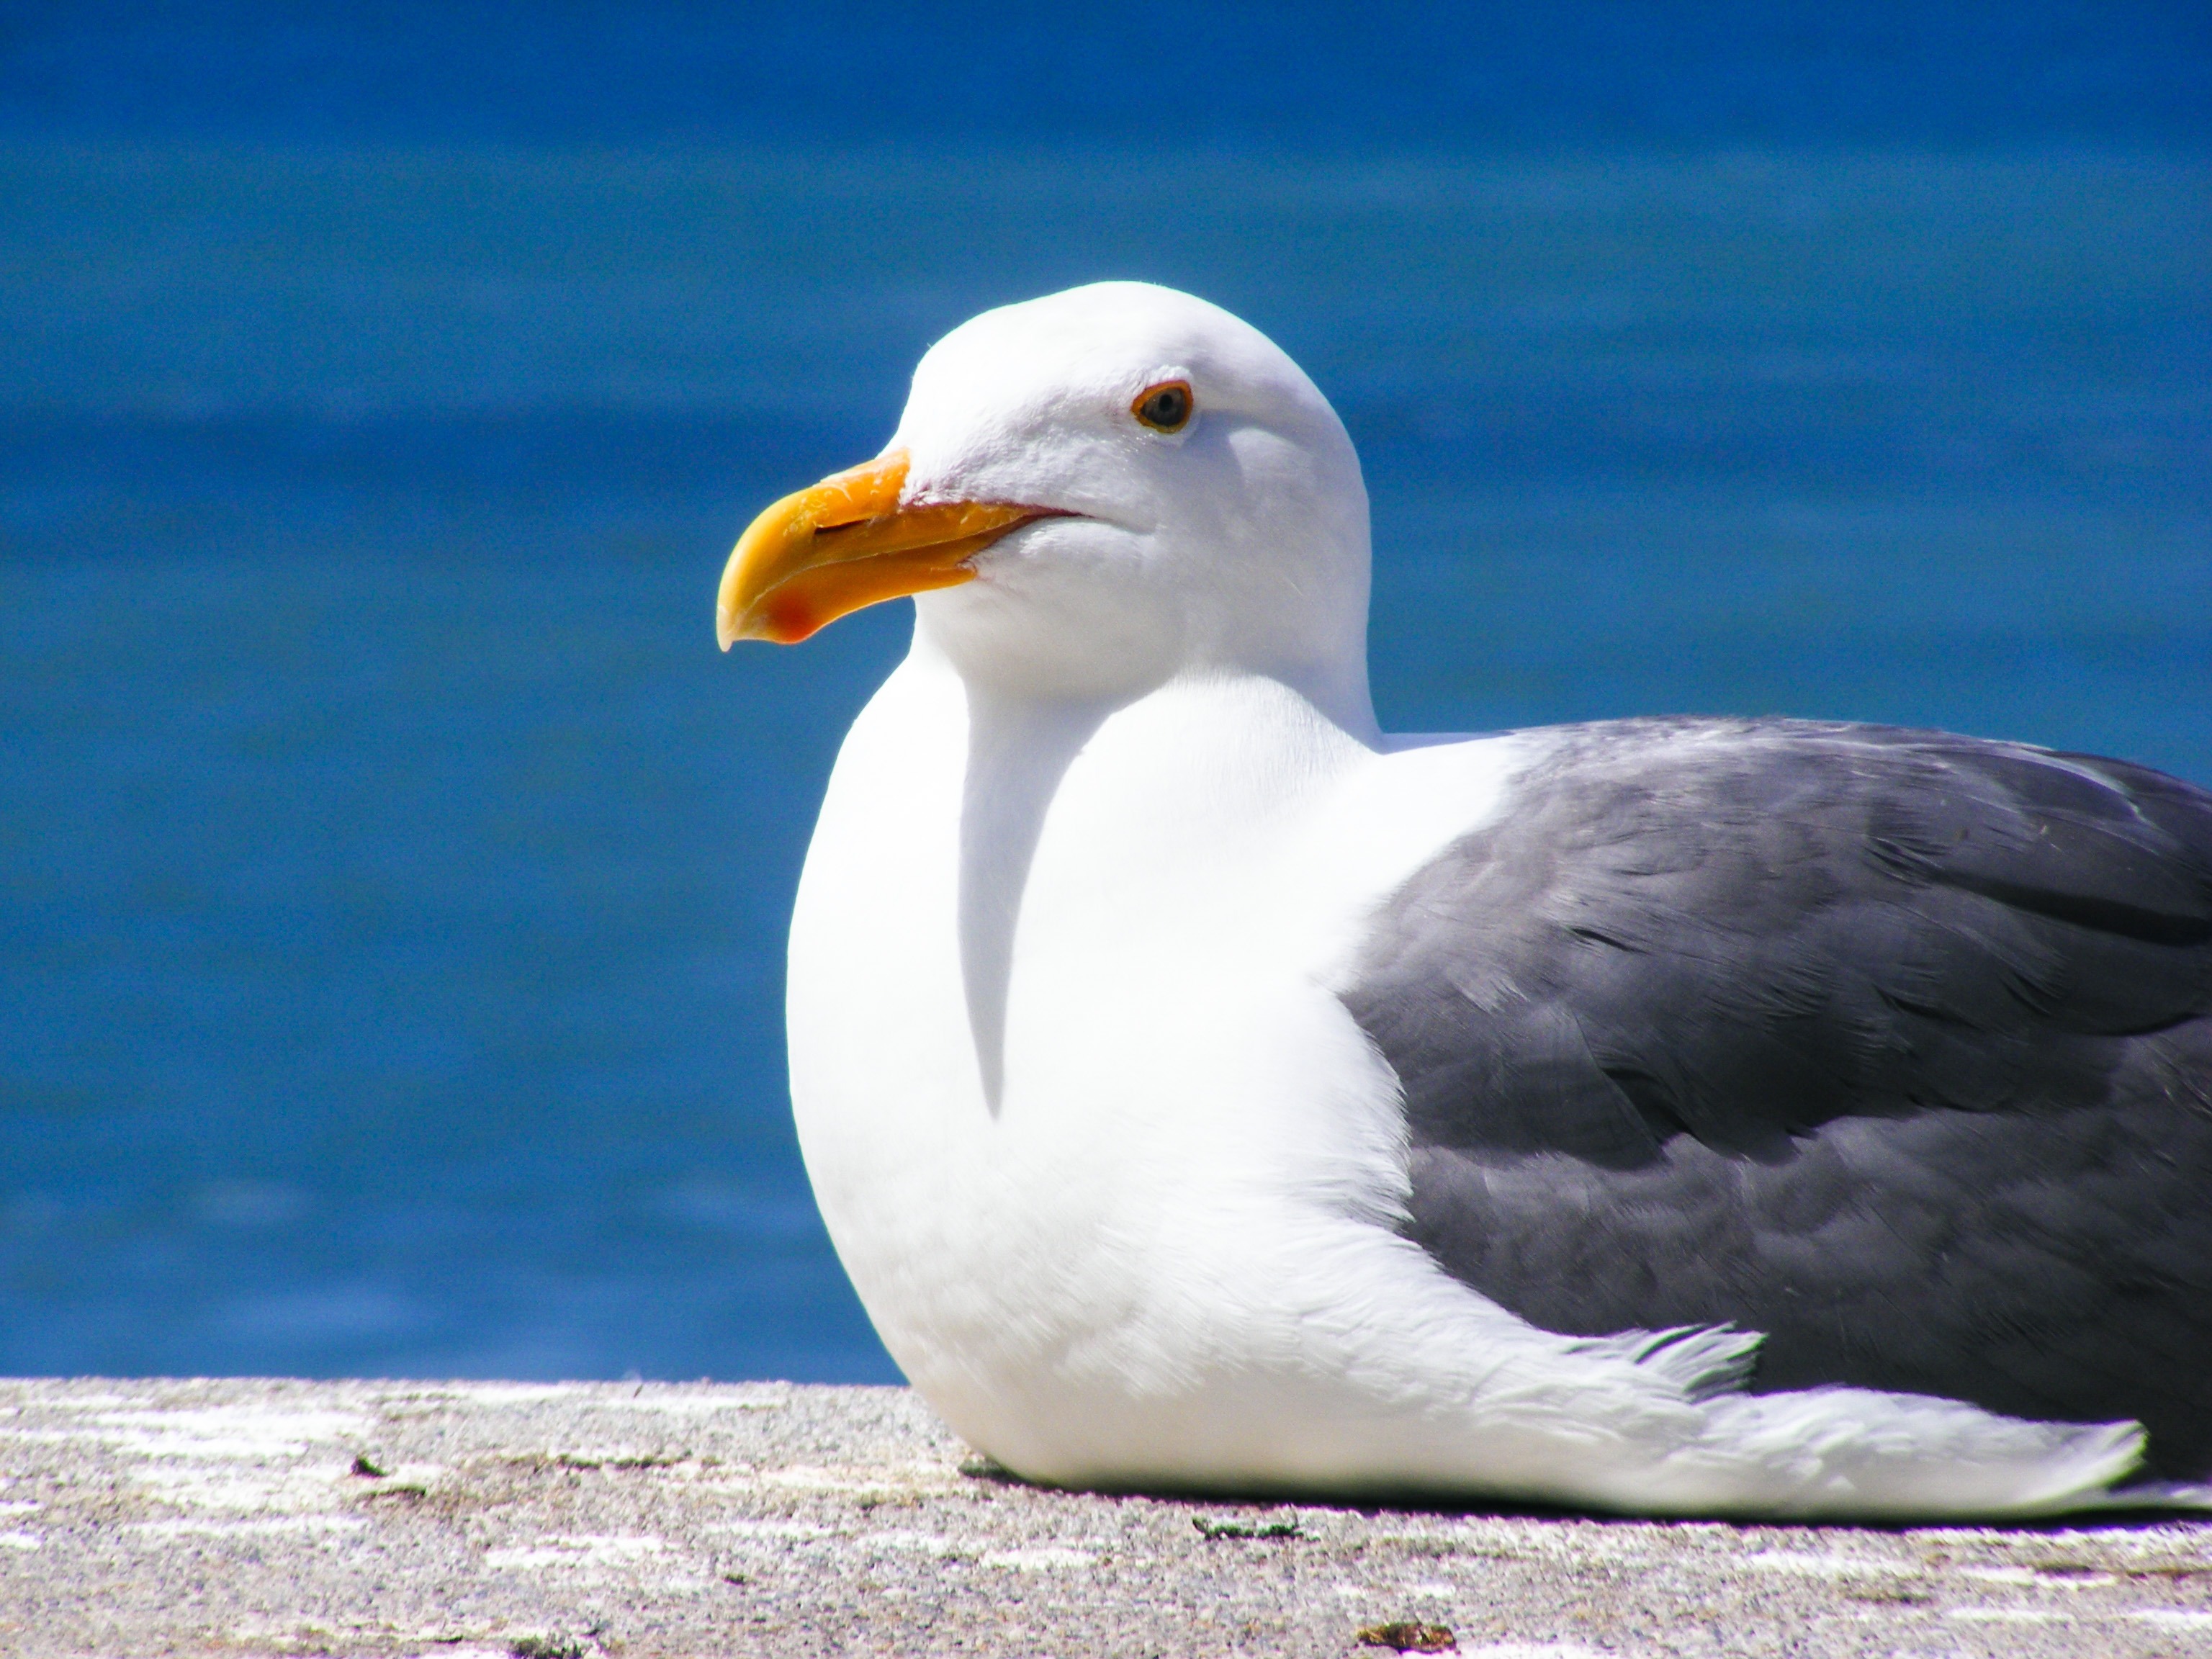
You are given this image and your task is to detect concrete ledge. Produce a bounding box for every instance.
[3,1379,2211,1657]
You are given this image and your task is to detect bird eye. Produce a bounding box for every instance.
[1132,380,1194,433]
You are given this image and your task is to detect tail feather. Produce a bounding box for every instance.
[1684,1390,2149,1519]
[1612,1323,1762,1403]
[1575,1321,2165,1518]
[2062,1479,2212,1514]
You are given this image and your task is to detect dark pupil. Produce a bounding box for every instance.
[1143,387,1187,428]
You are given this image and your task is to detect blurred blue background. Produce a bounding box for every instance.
[1,3,2207,1382]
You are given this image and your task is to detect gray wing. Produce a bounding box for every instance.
[1342,717,2212,1476]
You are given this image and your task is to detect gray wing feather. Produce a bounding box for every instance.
[1342,718,2212,1475]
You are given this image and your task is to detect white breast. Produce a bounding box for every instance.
[786,641,1550,1481]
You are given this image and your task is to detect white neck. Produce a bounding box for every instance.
[874,634,1380,1106]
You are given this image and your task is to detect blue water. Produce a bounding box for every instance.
[7,1,2208,147]
[2,134,2208,1379]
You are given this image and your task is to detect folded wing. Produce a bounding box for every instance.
[1344,717,2212,1475]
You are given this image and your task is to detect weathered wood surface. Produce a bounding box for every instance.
[3,1378,2211,1656]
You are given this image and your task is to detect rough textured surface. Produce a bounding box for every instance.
[4,1379,2212,1657]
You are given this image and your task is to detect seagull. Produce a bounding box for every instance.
[715,281,2212,1518]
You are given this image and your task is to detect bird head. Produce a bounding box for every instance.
[717,282,1372,708]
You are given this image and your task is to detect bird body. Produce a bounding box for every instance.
[719,282,2212,1517]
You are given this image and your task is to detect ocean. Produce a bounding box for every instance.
[1,140,2207,1380]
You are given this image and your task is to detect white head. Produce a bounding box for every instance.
[719,282,1374,724]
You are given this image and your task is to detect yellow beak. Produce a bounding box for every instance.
[716,450,1051,647]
